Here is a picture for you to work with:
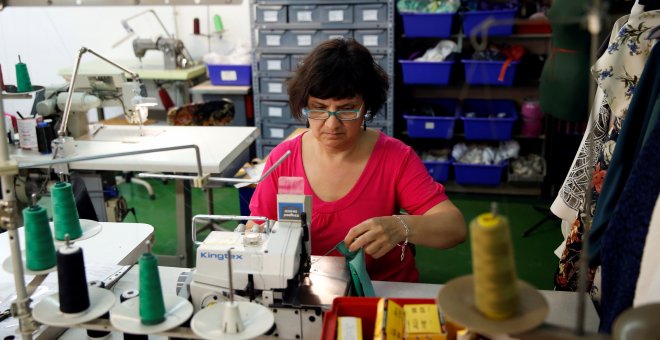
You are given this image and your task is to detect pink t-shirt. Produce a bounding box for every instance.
[249,131,448,282]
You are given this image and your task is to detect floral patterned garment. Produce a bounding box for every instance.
[553,10,660,292]
[593,11,660,119]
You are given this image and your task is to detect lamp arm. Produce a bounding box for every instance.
[122,9,173,39]
[59,47,141,138]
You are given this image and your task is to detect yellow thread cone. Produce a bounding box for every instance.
[470,212,519,320]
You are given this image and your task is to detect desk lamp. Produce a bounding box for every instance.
[57,47,157,156]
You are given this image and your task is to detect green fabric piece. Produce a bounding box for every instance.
[335,242,376,297]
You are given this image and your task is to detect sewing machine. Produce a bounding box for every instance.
[187,215,350,339]
[132,37,193,70]
[36,72,153,138]
[114,10,195,70]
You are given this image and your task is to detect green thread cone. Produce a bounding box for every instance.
[213,14,224,32]
[15,62,33,93]
[139,252,166,325]
[51,182,82,240]
[23,205,56,271]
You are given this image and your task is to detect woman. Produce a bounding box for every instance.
[249,38,466,282]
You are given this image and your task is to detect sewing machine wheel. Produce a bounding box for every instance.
[191,301,275,340]
[200,293,230,309]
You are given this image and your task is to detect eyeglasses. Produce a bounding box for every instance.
[302,104,364,121]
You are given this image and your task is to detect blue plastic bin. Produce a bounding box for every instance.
[400,12,455,37]
[207,64,252,86]
[424,160,451,182]
[462,60,519,86]
[461,99,518,140]
[454,161,507,186]
[399,60,454,85]
[462,9,516,37]
[404,98,459,138]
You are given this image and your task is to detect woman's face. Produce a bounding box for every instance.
[306,95,365,150]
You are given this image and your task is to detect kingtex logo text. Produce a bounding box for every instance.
[200,252,243,261]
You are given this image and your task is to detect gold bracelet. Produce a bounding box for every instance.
[393,215,410,262]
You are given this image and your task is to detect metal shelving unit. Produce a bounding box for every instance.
[398,21,551,195]
[250,0,395,157]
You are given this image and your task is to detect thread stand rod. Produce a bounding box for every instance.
[0,91,38,339]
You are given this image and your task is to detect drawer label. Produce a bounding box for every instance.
[268,83,283,93]
[363,35,379,46]
[264,10,278,22]
[363,9,379,21]
[329,10,344,22]
[271,128,285,138]
[267,60,282,71]
[297,35,312,46]
[297,11,312,22]
[425,122,435,129]
[268,107,283,117]
[266,35,281,46]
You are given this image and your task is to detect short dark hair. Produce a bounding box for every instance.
[287,38,389,122]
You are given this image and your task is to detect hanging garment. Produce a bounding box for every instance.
[592,11,660,119]
[539,0,591,122]
[634,197,660,307]
[550,15,633,223]
[551,11,660,292]
[590,41,660,267]
[598,44,660,330]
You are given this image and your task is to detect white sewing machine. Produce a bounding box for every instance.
[187,215,350,339]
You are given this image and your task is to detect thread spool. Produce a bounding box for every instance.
[15,56,33,93]
[57,240,91,314]
[139,252,166,325]
[470,205,519,320]
[213,14,224,32]
[23,203,56,271]
[193,17,200,35]
[51,181,82,240]
[36,121,55,154]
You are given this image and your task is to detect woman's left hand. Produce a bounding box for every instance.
[344,216,404,259]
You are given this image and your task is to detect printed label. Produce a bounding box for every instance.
[363,35,379,46]
[425,122,435,130]
[220,70,238,81]
[328,10,344,22]
[271,128,284,138]
[267,60,282,71]
[268,107,283,117]
[263,10,278,22]
[297,35,312,46]
[266,35,281,46]
[297,11,312,22]
[268,83,283,93]
[363,9,379,21]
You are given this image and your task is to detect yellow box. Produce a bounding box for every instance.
[337,316,363,340]
[403,304,446,340]
[374,299,405,340]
